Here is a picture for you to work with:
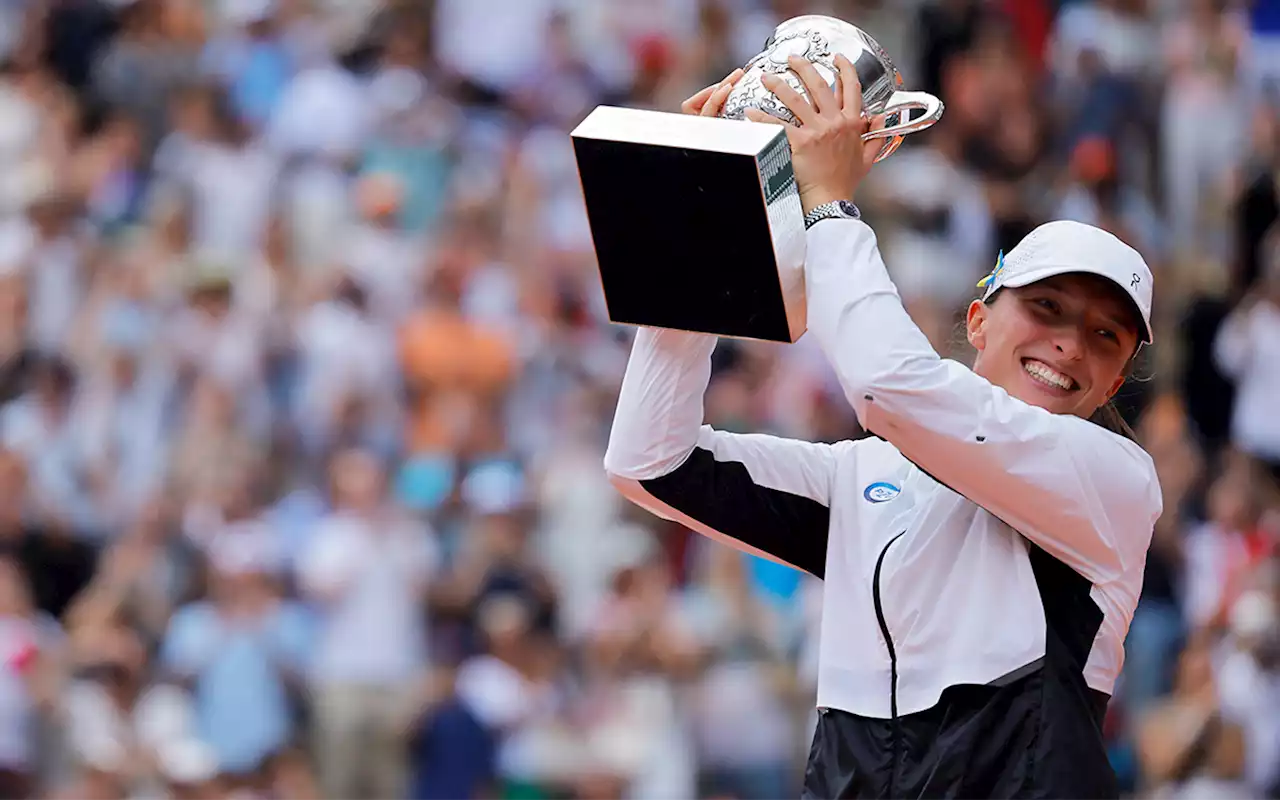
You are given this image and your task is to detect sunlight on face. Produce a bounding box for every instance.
[966,273,1140,419]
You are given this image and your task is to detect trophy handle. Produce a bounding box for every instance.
[861,90,946,163]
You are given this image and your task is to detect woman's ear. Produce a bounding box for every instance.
[966,300,988,352]
[1103,374,1126,402]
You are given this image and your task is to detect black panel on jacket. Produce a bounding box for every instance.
[799,546,1117,799]
[640,447,830,577]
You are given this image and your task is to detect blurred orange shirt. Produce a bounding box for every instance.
[398,309,515,453]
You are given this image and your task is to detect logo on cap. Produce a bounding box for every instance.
[977,251,1005,290]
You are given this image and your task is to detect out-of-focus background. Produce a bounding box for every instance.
[0,0,1278,797]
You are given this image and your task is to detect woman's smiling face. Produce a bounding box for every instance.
[966,273,1141,418]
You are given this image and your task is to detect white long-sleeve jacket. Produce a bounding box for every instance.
[603,218,1162,721]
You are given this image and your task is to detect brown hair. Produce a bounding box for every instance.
[1089,400,1138,442]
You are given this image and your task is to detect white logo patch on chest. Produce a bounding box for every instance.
[863,482,901,503]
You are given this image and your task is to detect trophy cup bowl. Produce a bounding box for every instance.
[571,16,943,343]
[721,15,944,162]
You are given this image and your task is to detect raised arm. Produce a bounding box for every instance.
[604,327,843,577]
[802,219,1162,584]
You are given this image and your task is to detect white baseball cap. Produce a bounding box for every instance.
[977,220,1153,345]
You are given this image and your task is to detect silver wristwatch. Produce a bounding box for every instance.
[804,200,861,229]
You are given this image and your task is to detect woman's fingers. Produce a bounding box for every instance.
[701,77,737,116]
[761,73,818,127]
[863,115,890,167]
[744,108,785,125]
[680,68,744,116]
[701,82,733,116]
[700,68,746,117]
[788,56,837,116]
[681,84,718,115]
[836,54,862,118]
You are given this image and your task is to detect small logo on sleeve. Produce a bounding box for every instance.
[863,482,901,503]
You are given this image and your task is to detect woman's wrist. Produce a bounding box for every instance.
[801,186,854,216]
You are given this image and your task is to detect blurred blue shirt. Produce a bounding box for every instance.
[1253,0,1280,35]
[361,142,454,234]
[202,36,292,129]
[162,600,314,774]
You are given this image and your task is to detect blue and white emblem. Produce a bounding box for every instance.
[863,482,900,503]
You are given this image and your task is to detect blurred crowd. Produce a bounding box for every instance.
[0,0,1279,798]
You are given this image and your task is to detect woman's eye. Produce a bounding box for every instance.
[1097,328,1119,343]
[1033,298,1059,313]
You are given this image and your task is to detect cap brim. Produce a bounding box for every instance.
[990,265,1153,345]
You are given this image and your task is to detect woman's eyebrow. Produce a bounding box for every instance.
[1090,297,1138,332]
[1038,285,1134,331]
[1095,308,1130,330]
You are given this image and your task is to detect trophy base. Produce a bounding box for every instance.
[572,106,807,344]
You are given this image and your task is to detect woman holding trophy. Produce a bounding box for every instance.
[603,44,1161,800]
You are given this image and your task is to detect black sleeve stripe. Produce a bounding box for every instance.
[639,446,830,577]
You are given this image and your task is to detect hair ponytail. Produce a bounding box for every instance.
[1089,399,1137,442]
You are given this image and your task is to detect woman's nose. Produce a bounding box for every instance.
[1052,327,1085,360]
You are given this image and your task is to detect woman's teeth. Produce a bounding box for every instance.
[1023,360,1074,391]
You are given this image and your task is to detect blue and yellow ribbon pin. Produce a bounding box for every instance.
[977,250,1005,290]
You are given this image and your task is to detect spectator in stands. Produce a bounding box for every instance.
[298,447,438,799]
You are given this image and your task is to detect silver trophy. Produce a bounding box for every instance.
[721,16,944,163]
[572,16,942,343]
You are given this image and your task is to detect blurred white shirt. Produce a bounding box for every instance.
[867,145,992,305]
[181,141,280,261]
[168,304,266,397]
[533,439,657,639]
[0,613,59,771]
[342,223,424,323]
[1050,2,1158,81]
[1216,644,1280,793]
[433,0,554,92]
[293,299,399,442]
[27,231,85,355]
[0,82,40,217]
[268,62,372,161]
[1181,521,1254,630]
[1214,300,1280,462]
[298,510,439,684]
[515,126,593,254]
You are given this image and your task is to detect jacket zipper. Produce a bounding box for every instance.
[872,531,906,799]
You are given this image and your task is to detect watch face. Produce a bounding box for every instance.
[805,200,858,228]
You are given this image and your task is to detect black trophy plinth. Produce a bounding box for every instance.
[572,106,807,343]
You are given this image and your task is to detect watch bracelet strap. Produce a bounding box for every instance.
[804,200,860,229]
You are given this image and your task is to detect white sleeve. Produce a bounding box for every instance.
[603,327,844,577]
[802,219,1162,584]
